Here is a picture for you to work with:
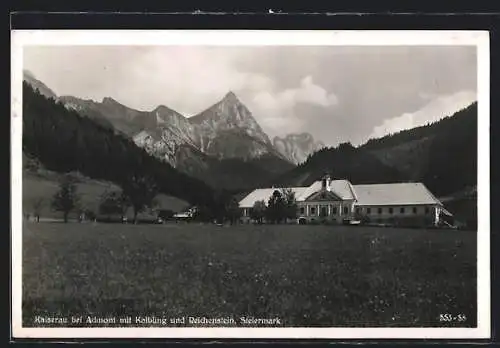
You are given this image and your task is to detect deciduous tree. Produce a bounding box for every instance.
[281,188,298,221]
[266,190,286,224]
[51,175,80,223]
[32,197,44,223]
[250,200,266,224]
[224,197,242,224]
[121,174,158,224]
[99,190,130,222]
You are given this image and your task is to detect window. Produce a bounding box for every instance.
[332,206,337,214]
[311,207,316,215]
[389,207,393,214]
[367,208,371,214]
[300,207,305,215]
[425,207,430,214]
[400,207,405,214]
[343,206,348,214]
[412,207,417,214]
[356,207,361,214]
[378,208,382,214]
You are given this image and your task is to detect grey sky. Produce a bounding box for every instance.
[23,45,477,146]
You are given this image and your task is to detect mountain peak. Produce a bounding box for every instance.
[102,97,119,105]
[188,89,272,147]
[153,104,187,122]
[154,105,171,112]
[273,132,325,164]
[222,91,239,103]
[23,69,36,79]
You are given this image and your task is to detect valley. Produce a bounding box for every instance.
[22,71,478,226]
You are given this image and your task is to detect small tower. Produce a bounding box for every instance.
[321,174,332,192]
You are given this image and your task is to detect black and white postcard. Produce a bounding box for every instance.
[11,30,491,339]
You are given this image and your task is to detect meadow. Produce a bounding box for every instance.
[21,222,477,327]
[22,171,189,220]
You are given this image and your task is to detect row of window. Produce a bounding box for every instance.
[299,206,349,216]
[245,205,433,217]
[355,206,431,215]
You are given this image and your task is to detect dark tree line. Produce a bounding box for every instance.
[23,83,219,214]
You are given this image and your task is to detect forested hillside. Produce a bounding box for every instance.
[275,103,477,199]
[362,103,477,197]
[22,82,216,208]
[273,142,405,187]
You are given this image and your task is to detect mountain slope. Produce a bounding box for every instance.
[274,142,405,187]
[188,92,287,161]
[22,157,190,219]
[23,73,295,191]
[359,103,477,197]
[131,104,206,169]
[129,91,294,189]
[273,132,325,164]
[189,91,272,148]
[58,95,153,136]
[22,82,216,207]
[23,70,57,100]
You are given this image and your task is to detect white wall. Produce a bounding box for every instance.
[355,204,440,225]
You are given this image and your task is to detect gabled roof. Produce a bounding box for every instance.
[352,182,442,206]
[297,180,355,201]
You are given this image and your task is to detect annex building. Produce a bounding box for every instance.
[238,175,452,227]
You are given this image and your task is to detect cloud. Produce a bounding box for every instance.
[366,90,477,142]
[251,75,338,111]
[23,45,476,144]
[248,75,338,135]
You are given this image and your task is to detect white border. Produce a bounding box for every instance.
[11,30,491,340]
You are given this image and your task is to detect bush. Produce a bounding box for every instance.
[85,210,96,221]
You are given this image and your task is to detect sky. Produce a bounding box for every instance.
[23,45,477,147]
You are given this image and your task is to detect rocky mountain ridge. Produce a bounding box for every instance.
[22,71,302,189]
[273,132,326,164]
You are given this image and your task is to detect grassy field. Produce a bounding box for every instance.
[22,222,477,328]
[22,171,190,220]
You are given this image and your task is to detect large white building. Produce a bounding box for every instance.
[238,175,452,227]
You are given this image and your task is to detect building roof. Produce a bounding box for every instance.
[295,180,356,201]
[238,179,442,208]
[238,188,291,208]
[238,180,356,208]
[352,182,442,206]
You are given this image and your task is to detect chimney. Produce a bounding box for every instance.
[321,174,332,192]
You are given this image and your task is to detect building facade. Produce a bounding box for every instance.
[238,175,451,227]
